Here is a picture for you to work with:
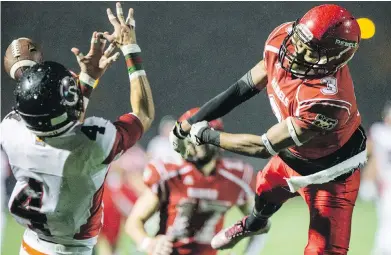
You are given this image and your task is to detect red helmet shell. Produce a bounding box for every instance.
[178,108,224,130]
[299,4,361,48]
[278,4,361,78]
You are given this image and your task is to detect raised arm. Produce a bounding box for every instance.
[170,60,268,156]
[104,2,155,132]
[181,60,268,132]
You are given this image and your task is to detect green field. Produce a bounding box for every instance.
[2,197,376,255]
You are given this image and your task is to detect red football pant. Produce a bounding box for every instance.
[256,156,360,255]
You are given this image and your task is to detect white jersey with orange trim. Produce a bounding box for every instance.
[0,111,143,249]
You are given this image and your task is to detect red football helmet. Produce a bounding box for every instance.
[178,107,224,130]
[278,4,361,78]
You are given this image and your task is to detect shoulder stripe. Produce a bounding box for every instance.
[219,169,254,196]
[299,98,352,107]
[266,21,292,43]
[264,45,279,54]
[299,102,351,117]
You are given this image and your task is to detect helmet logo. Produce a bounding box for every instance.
[60,77,79,106]
[335,39,358,48]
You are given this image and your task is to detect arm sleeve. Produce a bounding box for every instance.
[187,71,260,124]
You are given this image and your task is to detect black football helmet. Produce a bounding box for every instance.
[14,61,83,137]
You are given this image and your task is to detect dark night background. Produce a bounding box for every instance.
[2,2,390,169]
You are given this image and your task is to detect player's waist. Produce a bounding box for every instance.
[23,229,94,254]
[35,231,98,247]
[279,125,366,177]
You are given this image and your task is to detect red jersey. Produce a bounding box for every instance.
[143,156,255,255]
[262,22,361,159]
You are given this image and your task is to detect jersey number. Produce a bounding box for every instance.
[81,125,106,140]
[320,77,338,95]
[10,178,51,236]
[170,199,228,244]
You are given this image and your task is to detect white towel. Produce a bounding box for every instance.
[285,149,367,192]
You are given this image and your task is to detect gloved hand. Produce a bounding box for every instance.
[169,121,189,157]
[189,121,209,145]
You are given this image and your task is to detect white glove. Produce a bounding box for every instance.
[169,122,188,157]
[189,121,209,145]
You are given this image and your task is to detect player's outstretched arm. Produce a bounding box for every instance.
[189,117,318,158]
[104,2,155,132]
[181,60,267,132]
[170,60,267,156]
[125,189,173,255]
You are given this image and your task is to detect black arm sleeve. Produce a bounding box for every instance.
[187,71,260,124]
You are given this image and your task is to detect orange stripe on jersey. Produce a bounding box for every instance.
[22,240,48,255]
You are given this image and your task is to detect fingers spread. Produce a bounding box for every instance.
[126,8,135,28]
[107,8,120,27]
[104,43,116,57]
[107,52,120,64]
[71,47,84,61]
[116,2,126,25]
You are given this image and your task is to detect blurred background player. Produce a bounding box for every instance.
[359,101,391,255]
[97,144,148,255]
[1,3,155,254]
[127,108,267,255]
[171,4,366,255]
[147,115,178,160]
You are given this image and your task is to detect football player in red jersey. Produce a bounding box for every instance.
[98,144,148,255]
[170,4,367,255]
[126,108,267,255]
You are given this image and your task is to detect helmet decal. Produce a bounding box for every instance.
[60,76,79,107]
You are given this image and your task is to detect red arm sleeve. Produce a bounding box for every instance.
[103,113,144,164]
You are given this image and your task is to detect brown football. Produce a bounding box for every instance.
[3,38,43,80]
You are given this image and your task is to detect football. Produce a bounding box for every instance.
[3,37,43,80]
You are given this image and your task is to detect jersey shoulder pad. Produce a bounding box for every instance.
[264,22,293,53]
[1,111,26,144]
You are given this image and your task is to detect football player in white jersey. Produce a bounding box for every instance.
[1,3,155,255]
[360,102,391,255]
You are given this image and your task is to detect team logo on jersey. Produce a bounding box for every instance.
[60,76,79,106]
[183,175,194,186]
[312,114,338,130]
[320,77,338,95]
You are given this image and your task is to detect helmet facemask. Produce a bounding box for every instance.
[278,20,354,79]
